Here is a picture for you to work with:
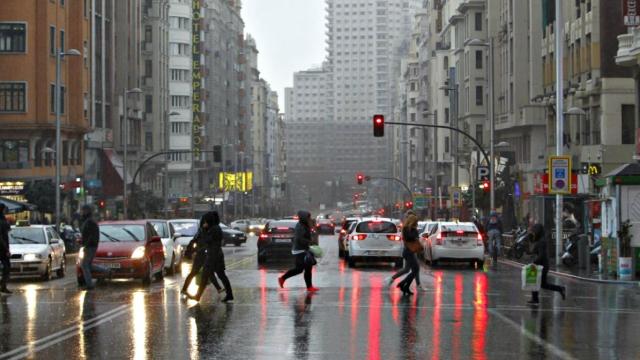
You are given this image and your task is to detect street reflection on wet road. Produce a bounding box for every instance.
[0,235,639,359]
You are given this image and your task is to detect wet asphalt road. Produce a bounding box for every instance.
[1,234,640,360]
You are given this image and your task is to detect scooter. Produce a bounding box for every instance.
[512,227,533,259]
[561,233,588,267]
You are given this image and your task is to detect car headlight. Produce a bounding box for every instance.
[78,247,84,260]
[23,253,42,262]
[131,246,146,259]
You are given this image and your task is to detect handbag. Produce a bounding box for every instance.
[405,240,423,254]
[521,264,543,291]
[304,251,317,266]
[194,268,204,286]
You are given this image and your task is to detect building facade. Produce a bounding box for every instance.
[0,0,90,219]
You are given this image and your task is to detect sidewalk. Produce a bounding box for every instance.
[499,257,640,285]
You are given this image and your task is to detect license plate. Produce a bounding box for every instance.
[273,234,292,238]
[274,239,291,244]
[101,262,121,269]
[367,250,386,256]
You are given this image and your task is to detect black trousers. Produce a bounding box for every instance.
[182,251,220,293]
[532,266,563,301]
[195,252,232,299]
[0,255,9,288]
[397,248,420,289]
[282,252,313,288]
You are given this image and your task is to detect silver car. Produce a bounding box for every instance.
[9,225,66,280]
[150,220,183,275]
[168,219,200,258]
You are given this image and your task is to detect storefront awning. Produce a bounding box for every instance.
[102,149,132,184]
[0,196,36,213]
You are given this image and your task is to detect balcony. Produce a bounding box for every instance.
[616,29,640,67]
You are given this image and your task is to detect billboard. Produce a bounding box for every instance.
[219,172,253,192]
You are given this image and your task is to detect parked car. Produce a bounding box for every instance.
[347,217,403,268]
[230,219,251,233]
[76,220,165,286]
[9,224,66,280]
[423,221,484,267]
[338,217,360,258]
[149,220,183,275]
[316,219,336,235]
[256,219,318,264]
[220,223,248,246]
[168,219,199,259]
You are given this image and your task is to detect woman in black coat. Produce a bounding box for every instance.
[180,215,222,297]
[529,223,566,304]
[188,211,234,303]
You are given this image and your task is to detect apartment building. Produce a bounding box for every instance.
[0,0,90,216]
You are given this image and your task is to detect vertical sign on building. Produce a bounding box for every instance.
[192,0,203,160]
[624,0,640,26]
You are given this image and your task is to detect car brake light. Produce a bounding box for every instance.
[477,233,483,246]
[436,232,444,245]
[456,230,465,235]
[259,233,269,240]
[386,234,401,241]
[351,234,367,241]
[276,227,289,230]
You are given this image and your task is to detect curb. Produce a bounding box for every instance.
[499,258,640,286]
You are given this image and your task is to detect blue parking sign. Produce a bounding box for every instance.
[554,168,566,178]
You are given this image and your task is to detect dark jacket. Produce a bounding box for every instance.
[292,211,312,252]
[0,213,10,256]
[186,228,208,258]
[532,224,549,267]
[402,227,419,244]
[80,215,100,248]
[485,218,503,233]
[202,225,224,257]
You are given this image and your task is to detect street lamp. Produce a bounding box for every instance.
[122,87,143,220]
[54,48,81,231]
[164,111,181,218]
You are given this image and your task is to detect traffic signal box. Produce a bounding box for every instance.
[373,115,384,137]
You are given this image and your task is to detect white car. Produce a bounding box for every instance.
[230,219,250,233]
[347,217,403,268]
[423,221,484,267]
[9,225,66,280]
[150,220,183,275]
[418,221,439,254]
[168,219,200,258]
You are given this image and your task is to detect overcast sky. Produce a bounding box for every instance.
[241,0,326,110]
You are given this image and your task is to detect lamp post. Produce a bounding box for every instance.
[164,111,180,218]
[122,87,143,220]
[54,48,81,231]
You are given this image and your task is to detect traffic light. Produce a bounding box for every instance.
[480,180,490,193]
[356,173,364,185]
[404,201,413,210]
[373,114,384,137]
[97,199,106,209]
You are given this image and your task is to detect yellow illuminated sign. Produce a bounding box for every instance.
[219,172,253,192]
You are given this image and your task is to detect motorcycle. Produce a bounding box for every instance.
[512,227,534,259]
[561,233,588,267]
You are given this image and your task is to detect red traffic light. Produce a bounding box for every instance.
[98,200,106,208]
[481,180,490,193]
[356,173,364,185]
[373,114,384,137]
[405,201,413,210]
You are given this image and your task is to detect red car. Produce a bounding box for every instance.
[76,220,165,286]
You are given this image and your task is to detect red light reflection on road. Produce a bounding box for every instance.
[368,277,382,360]
[390,286,401,325]
[431,271,443,360]
[452,274,463,360]
[472,273,488,360]
[350,271,360,360]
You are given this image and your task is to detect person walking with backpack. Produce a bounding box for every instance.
[396,214,422,295]
[528,223,566,305]
[0,204,12,294]
[188,211,234,303]
[278,211,319,292]
[386,212,426,292]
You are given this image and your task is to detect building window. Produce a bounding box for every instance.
[621,104,635,144]
[474,12,482,31]
[0,140,29,165]
[444,136,450,153]
[145,95,152,114]
[0,82,26,112]
[444,108,449,123]
[476,86,483,106]
[50,84,65,114]
[60,30,65,52]
[145,132,153,151]
[49,26,56,55]
[0,23,26,53]
[591,106,601,144]
[145,60,152,77]
[145,25,152,43]
[475,124,483,145]
[475,50,482,69]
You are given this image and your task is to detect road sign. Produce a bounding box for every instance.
[449,186,462,207]
[425,187,433,196]
[477,166,489,181]
[414,194,428,209]
[549,155,571,194]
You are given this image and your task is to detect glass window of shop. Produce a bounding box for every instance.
[0,140,29,164]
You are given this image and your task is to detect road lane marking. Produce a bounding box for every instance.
[487,308,577,360]
[0,304,129,360]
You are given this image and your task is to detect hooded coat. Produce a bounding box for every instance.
[292,210,312,253]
